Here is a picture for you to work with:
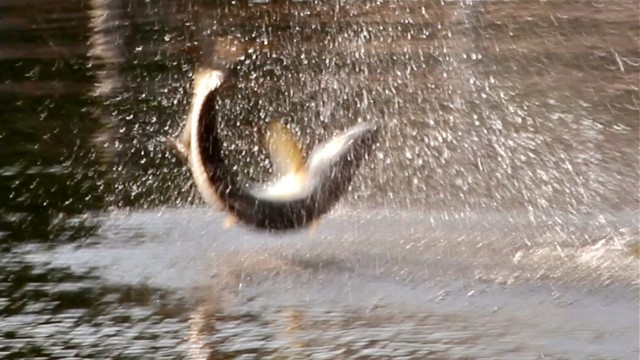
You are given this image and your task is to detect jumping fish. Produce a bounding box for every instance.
[169,66,378,230]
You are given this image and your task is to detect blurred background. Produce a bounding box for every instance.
[0,0,638,358]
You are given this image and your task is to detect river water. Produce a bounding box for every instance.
[0,0,638,359]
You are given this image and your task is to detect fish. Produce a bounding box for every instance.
[169,66,379,231]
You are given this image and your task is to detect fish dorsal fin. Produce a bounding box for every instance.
[266,121,306,176]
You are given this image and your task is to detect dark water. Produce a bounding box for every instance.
[1,0,639,359]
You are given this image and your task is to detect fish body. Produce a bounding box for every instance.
[170,67,378,230]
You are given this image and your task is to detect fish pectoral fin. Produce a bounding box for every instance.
[223,214,239,229]
[166,136,189,162]
[308,219,320,235]
[266,121,306,177]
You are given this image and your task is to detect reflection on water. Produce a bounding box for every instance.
[0,0,638,358]
[5,209,640,359]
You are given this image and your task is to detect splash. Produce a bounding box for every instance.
[91,1,638,250]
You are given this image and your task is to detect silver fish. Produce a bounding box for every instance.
[169,67,378,231]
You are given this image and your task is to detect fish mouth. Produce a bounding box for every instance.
[172,66,379,231]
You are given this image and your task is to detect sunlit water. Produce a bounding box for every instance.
[1,0,638,359]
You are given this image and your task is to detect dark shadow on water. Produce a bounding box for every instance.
[0,247,193,359]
